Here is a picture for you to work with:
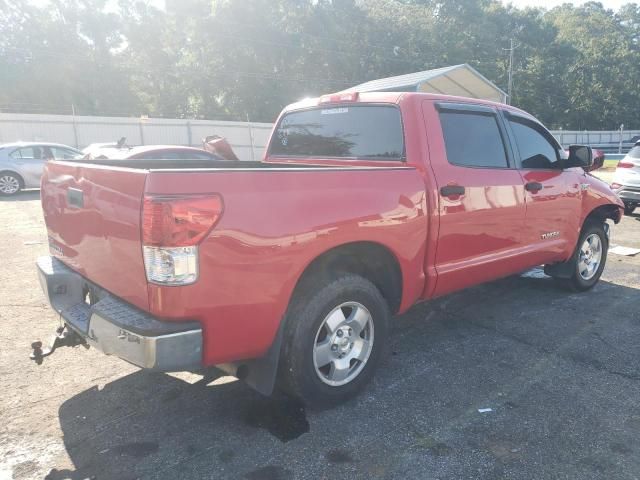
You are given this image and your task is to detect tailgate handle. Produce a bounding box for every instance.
[440,185,465,197]
[67,188,84,208]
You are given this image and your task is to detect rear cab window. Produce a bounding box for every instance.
[268,105,404,160]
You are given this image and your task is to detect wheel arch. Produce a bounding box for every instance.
[583,203,622,227]
[291,241,404,315]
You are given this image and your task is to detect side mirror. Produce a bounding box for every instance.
[585,150,605,172]
[566,145,593,169]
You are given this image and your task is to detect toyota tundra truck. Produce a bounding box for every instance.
[35,92,624,406]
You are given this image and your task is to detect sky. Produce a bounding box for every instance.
[501,0,631,10]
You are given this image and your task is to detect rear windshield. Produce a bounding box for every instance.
[628,145,640,159]
[269,105,404,160]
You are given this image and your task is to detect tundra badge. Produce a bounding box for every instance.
[541,231,560,240]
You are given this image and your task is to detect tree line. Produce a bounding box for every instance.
[1,0,639,129]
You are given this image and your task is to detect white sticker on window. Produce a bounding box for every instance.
[321,107,348,115]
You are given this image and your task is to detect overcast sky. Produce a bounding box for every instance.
[501,0,630,10]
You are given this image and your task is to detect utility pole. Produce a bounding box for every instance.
[505,38,518,105]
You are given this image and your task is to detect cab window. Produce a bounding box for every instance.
[508,116,561,169]
[439,110,509,168]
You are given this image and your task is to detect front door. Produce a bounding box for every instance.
[502,111,582,265]
[423,101,527,297]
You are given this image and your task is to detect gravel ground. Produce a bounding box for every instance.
[1,190,639,480]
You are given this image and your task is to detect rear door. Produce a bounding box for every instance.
[502,111,582,264]
[423,101,526,296]
[9,146,45,187]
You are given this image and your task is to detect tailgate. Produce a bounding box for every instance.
[41,161,150,310]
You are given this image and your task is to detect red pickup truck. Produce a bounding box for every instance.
[35,92,623,406]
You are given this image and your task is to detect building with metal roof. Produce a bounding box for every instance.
[345,64,507,103]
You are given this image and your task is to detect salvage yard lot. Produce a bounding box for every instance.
[1,191,639,480]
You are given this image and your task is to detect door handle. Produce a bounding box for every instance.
[440,185,465,197]
[525,182,543,192]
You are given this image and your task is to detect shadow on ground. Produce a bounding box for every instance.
[51,274,640,480]
[0,190,40,202]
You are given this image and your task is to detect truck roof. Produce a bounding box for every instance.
[283,91,531,118]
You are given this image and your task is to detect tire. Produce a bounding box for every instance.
[0,172,23,196]
[561,221,608,291]
[624,204,636,216]
[278,274,390,408]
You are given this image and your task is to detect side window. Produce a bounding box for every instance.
[439,110,508,168]
[52,147,78,159]
[10,147,40,160]
[508,117,561,169]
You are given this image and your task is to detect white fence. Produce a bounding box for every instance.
[0,113,273,161]
[1,112,638,160]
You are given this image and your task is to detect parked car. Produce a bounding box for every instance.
[0,142,81,195]
[34,92,623,407]
[82,142,222,161]
[611,140,640,215]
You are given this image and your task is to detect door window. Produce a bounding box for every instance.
[51,147,79,159]
[10,147,43,160]
[508,116,561,169]
[439,111,509,168]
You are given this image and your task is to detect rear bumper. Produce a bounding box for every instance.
[36,256,202,371]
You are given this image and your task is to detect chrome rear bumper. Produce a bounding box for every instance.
[36,256,202,371]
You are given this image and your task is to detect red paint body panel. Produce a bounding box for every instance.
[144,168,427,363]
[40,92,624,367]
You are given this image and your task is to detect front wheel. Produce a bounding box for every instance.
[562,221,608,291]
[278,274,390,407]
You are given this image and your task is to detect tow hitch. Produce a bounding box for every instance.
[30,325,88,365]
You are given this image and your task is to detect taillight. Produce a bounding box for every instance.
[617,160,634,169]
[142,194,223,285]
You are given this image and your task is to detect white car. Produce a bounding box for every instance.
[0,142,81,195]
[611,141,640,215]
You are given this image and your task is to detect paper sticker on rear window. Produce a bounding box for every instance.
[321,107,348,115]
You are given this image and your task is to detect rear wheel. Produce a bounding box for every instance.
[278,274,390,407]
[0,172,22,196]
[561,221,608,291]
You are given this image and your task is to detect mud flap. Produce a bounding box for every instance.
[216,323,284,396]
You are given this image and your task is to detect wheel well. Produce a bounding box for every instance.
[0,170,24,187]
[292,242,403,314]
[584,204,622,227]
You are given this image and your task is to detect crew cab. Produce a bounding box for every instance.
[35,92,623,406]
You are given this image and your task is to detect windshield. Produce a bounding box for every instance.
[269,105,404,160]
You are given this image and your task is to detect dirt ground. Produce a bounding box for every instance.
[1,190,639,480]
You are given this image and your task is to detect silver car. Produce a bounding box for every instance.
[0,142,81,195]
[612,140,640,215]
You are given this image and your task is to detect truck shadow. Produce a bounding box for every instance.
[51,273,640,480]
[0,190,40,202]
